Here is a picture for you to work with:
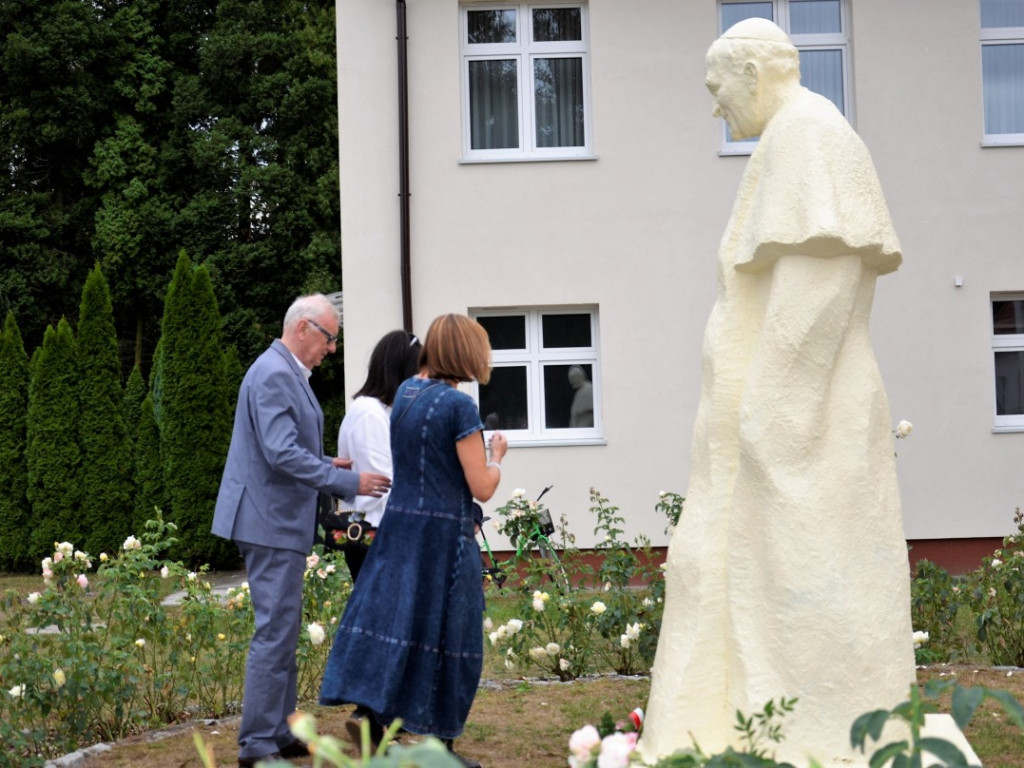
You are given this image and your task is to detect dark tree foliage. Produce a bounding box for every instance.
[1,0,341,375]
[26,319,82,561]
[77,265,133,555]
[123,364,146,448]
[0,313,31,571]
[133,393,164,536]
[160,253,233,565]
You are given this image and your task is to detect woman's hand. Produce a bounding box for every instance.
[488,431,508,464]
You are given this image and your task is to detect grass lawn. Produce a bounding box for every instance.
[67,666,1023,768]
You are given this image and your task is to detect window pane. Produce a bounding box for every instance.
[721,2,773,30]
[544,363,594,428]
[790,0,841,35]
[533,8,582,42]
[469,60,520,149]
[799,49,845,114]
[467,9,516,44]
[982,0,1024,29]
[477,315,526,349]
[534,57,585,148]
[983,44,1024,134]
[995,351,1024,414]
[479,366,529,430]
[993,300,1024,333]
[542,313,591,348]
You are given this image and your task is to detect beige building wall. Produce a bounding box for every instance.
[337,0,1024,549]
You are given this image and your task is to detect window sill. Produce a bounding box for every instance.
[982,136,1024,148]
[459,154,598,165]
[503,436,607,448]
[992,424,1024,433]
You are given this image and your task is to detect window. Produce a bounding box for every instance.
[992,295,1024,430]
[981,0,1024,145]
[717,0,851,154]
[473,308,601,444]
[460,4,593,162]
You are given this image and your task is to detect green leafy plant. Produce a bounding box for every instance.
[965,508,1024,666]
[851,678,1024,768]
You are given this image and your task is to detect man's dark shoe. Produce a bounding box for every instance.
[279,740,310,759]
[238,752,282,767]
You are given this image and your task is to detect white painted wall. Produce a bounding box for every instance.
[337,0,1024,548]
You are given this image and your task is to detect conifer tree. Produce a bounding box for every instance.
[0,313,31,571]
[77,265,133,555]
[26,319,81,560]
[160,252,233,565]
[133,393,163,536]
[123,364,146,447]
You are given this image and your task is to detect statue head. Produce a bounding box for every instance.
[704,18,801,139]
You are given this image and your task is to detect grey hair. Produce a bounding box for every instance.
[283,294,339,332]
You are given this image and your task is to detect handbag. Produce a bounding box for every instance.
[319,502,375,549]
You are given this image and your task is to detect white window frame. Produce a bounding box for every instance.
[717,0,853,156]
[980,12,1024,146]
[459,3,594,163]
[992,293,1024,431]
[470,306,603,446]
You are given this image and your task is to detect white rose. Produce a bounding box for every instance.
[135,638,146,648]
[56,542,74,557]
[307,622,326,646]
[8,684,24,699]
[122,536,141,551]
[559,658,570,671]
[532,598,545,612]
[591,601,607,615]
[27,592,40,605]
[528,646,548,661]
[506,619,523,634]
[160,566,170,579]
[912,630,930,649]
[625,622,643,641]
[512,488,526,499]
[895,420,913,439]
[53,668,66,688]
[483,616,493,631]
[489,631,500,646]
[620,635,631,649]
[597,732,636,768]
[568,724,601,760]
[545,642,560,656]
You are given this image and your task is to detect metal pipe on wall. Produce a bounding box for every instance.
[396,0,413,332]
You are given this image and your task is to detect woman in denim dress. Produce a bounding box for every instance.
[320,314,507,768]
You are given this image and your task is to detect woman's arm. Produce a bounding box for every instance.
[457,429,507,502]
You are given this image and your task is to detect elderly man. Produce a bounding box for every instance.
[213,293,391,767]
[640,19,913,765]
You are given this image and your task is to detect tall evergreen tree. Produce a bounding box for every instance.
[26,319,81,560]
[123,364,147,447]
[0,313,31,571]
[133,393,163,536]
[160,252,233,565]
[77,265,133,555]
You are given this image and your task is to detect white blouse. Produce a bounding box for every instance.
[336,396,392,527]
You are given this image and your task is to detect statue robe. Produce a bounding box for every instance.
[640,88,914,766]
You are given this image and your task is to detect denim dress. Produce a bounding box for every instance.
[319,377,486,739]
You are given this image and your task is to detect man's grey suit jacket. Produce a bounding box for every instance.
[212,339,359,554]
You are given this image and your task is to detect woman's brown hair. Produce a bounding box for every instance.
[419,314,492,384]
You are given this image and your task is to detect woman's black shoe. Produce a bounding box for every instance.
[442,739,482,768]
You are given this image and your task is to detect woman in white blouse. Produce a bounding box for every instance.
[335,330,422,580]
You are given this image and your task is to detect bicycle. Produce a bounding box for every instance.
[481,486,571,593]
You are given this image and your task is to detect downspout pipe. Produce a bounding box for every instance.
[396,0,413,332]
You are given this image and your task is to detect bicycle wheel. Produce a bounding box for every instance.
[536,536,571,593]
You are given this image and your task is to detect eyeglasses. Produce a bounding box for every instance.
[307,319,339,345]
